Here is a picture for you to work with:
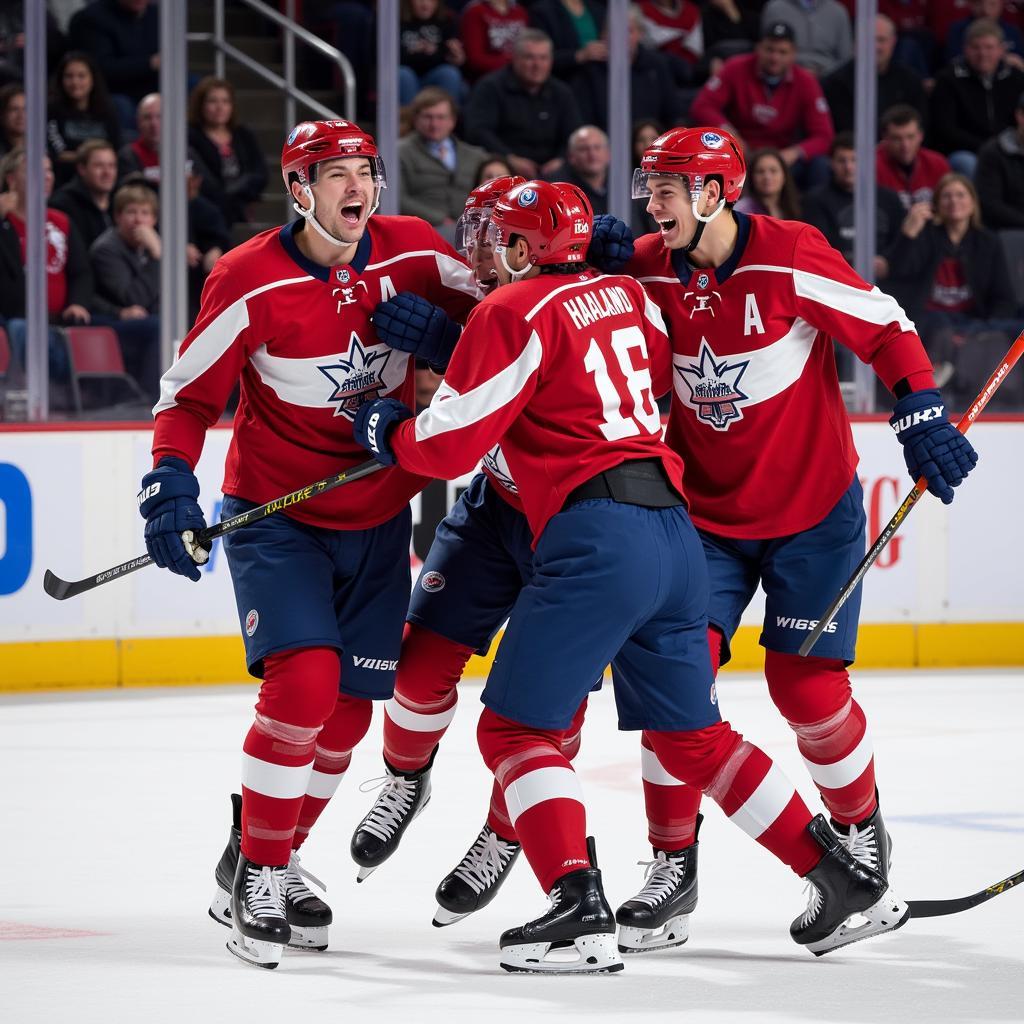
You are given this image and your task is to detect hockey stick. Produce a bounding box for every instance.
[909,866,1023,919]
[42,458,386,601]
[799,330,1024,658]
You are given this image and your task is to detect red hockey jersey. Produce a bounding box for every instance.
[627,213,933,539]
[152,216,480,529]
[391,269,681,542]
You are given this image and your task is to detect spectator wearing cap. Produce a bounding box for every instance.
[875,105,950,210]
[822,15,927,135]
[975,90,1024,227]
[49,138,118,249]
[543,124,610,214]
[929,18,1024,177]
[529,0,608,80]
[464,29,582,177]
[689,21,835,189]
[398,88,488,228]
[460,0,530,81]
[760,0,852,77]
[946,0,1024,65]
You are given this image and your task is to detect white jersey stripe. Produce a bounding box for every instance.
[434,251,484,298]
[802,727,874,791]
[504,766,583,826]
[305,767,347,800]
[793,269,915,333]
[414,331,543,441]
[727,762,795,839]
[643,291,668,335]
[241,752,314,800]
[523,273,613,321]
[641,744,685,786]
[384,697,458,733]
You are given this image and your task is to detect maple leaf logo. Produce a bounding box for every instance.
[318,332,393,419]
[676,340,750,431]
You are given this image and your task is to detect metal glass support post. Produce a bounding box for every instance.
[214,0,225,78]
[24,0,48,420]
[607,0,632,224]
[159,0,189,376]
[852,0,879,412]
[376,0,400,214]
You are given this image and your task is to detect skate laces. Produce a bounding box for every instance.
[357,771,418,842]
[245,864,287,921]
[632,851,685,908]
[453,828,518,895]
[799,879,824,929]
[285,851,327,899]
[840,822,879,871]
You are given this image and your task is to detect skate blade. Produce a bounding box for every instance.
[208,887,232,928]
[807,888,911,957]
[500,932,623,975]
[353,794,433,883]
[287,925,328,951]
[617,914,690,954]
[356,864,378,883]
[226,927,285,969]
[432,905,470,928]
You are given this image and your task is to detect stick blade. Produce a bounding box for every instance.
[43,569,75,601]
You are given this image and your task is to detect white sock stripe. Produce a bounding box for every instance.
[802,727,874,791]
[494,744,559,790]
[305,768,346,800]
[384,697,457,733]
[241,753,314,800]
[727,762,795,839]
[504,766,583,827]
[641,744,686,787]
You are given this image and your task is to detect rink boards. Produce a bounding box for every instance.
[1,419,1022,690]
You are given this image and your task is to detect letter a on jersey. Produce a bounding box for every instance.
[676,340,750,431]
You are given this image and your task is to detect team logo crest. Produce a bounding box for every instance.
[677,340,750,431]
[286,126,300,144]
[697,272,709,289]
[336,268,351,284]
[420,571,446,593]
[517,188,538,208]
[710,682,718,705]
[701,132,725,149]
[245,609,259,636]
[318,333,393,419]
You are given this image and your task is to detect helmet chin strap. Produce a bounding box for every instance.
[496,245,532,283]
[682,195,726,254]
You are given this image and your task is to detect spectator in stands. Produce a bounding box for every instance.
[0,148,91,395]
[760,0,852,78]
[702,0,761,71]
[929,19,1024,176]
[689,21,835,189]
[0,4,67,88]
[802,132,905,278]
[117,91,159,184]
[544,124,610,213]
[464,29,582,176]
[399,0,467,105]
[823,15,928,135]
[0,83,25,158]
[529,0,608,80]
[876,104,950,210]
[975,90,1024,227]
[887,172,1020,394]
[571,5,684,129]
[877,0,933,77]
[631,119,662,234]
[636,0,703,84]
[46,51,121,188]
[947,0,1024,65]
[49,139,118,249]
[734,147,801,219]
[187,77,267,229]
[460,0,529,81]
[398,87,487,227]
[68,0,159,125]
[89,182,161,398]
[475,155,515,183]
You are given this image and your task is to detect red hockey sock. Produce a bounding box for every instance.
[485,698,590,842]
[382,623,475,771]
[478,708,588,892]
[241,647,340,866]
[648,722,822,877]
[765,651,877,825]
[293,691,374,850]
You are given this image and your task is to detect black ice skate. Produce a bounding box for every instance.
[616,814,701,953]
[350,751,434,882]
[226,853,290,969]
[499,837,623,975]
[433,824,521,927]
[831,797,892,883]
[791,814,909,957]
[209,793,332,951]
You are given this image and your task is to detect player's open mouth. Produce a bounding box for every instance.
[658,219,677,235]
[341,202,364,225]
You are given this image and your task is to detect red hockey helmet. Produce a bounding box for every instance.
[487,180,593,279]
[454,174,526,256]
[281,119,387,195]
[633,126,746,203]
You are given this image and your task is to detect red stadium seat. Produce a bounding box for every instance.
[62,326,146,411]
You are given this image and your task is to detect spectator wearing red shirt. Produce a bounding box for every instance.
[876,104,950,209]
[689,21,835,188]
[459,0,529,80]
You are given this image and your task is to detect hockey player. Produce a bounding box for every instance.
[590,127,978,953]
[352,179,909,972]
[135,119,479,969]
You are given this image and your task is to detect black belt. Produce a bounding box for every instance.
[563,459,683,511]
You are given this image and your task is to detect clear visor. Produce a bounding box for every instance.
[631,168,694,200]
[454,207,491,257]
[485,217,504,251]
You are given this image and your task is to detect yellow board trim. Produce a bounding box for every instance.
[2,623,1022,693]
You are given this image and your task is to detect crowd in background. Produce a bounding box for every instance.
[1,0,1022,413]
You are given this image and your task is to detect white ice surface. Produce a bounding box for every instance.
[2,670,1022,1024]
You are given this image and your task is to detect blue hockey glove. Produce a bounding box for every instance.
[354,397,414,467]
[137,456,210,582]
[889,388,978,505]
[587,214,634,273]
[373,292,462,371]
